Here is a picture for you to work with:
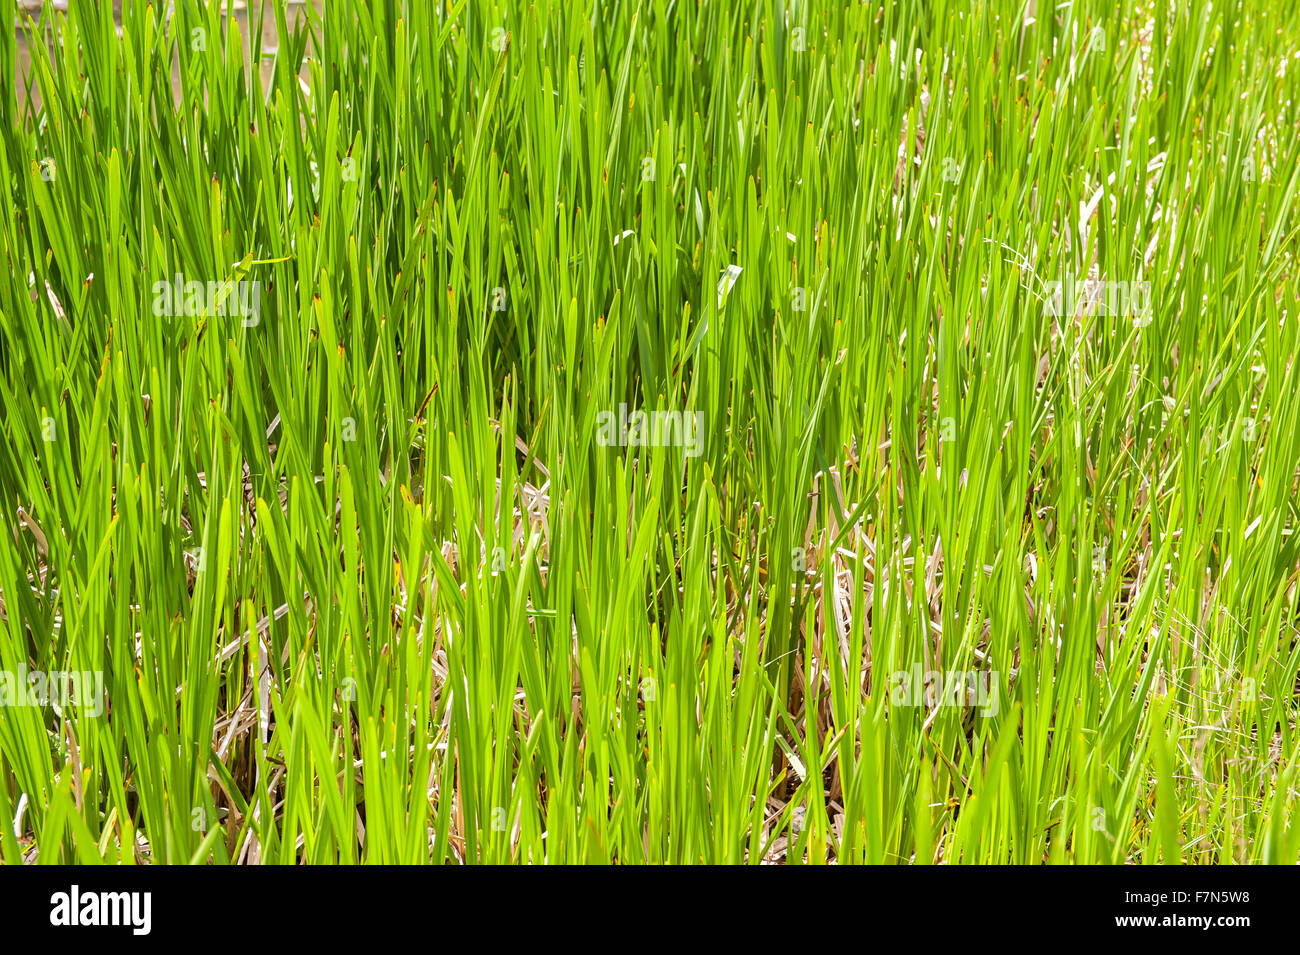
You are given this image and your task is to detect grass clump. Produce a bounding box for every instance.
[2,0,1300,864]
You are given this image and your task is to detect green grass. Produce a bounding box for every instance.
[2,0,1300,864]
